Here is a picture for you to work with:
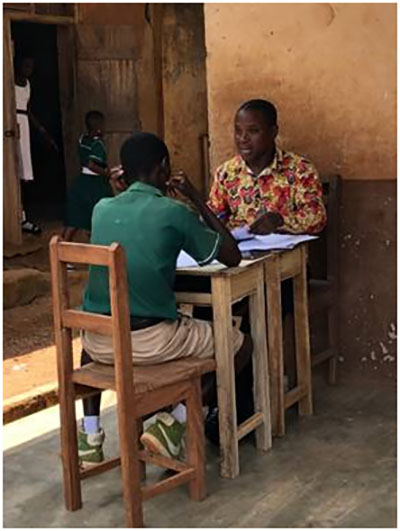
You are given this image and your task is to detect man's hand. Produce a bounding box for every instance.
[249,211,284,235]
[167,170,200,202]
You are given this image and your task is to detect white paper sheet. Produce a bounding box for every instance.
[231,226,254,241]
[176,250,220,268]
[238,233,318,252]
[176,230,317,268]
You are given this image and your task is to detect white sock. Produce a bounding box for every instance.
[83,415,100,434]
[171,403,187,424]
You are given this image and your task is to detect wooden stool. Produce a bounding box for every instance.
[49,236,216,527]
[176,260,272,478]
[264,245,313,437]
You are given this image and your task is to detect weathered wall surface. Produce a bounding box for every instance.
[204,4,397,373]
[204,3,396,180]
[338,181,396,377]
[76,3,162,166]
[162,4,209,194]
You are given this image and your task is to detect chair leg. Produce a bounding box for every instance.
[59,382,82,511]
[185,378,206,501]
[136,418,146,481]
[328,307,338,385]
[116,401,144,527]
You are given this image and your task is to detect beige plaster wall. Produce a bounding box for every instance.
[204,3,396,180]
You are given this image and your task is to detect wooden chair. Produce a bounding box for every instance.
[308,174,342,384]
[49,235,216,528]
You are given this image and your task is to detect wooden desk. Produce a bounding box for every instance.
[263,244,313,437]
[176,259,272,479]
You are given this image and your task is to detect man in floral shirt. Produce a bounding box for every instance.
[208,99,326,235]
[203,100,326,439]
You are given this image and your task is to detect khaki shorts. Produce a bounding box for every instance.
[82,315,244,366]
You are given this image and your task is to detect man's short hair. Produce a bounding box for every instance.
[120,132,169,184]
[85,110,105,130]
[238,99,278,127]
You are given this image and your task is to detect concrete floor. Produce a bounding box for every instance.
[3,373,396,528]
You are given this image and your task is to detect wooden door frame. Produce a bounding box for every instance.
[3,14,22,246]
[3,10,76,246]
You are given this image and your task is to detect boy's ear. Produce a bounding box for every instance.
[160,156,169,173]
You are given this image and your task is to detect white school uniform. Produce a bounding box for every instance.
[15,80,34,181]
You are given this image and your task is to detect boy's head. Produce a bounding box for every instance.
[234,99,278,165]
[85,110,105,137]
[120,133,170,193]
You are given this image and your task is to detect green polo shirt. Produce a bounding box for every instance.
[83,181,221,320]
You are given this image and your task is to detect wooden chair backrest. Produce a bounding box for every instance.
[308,174,342,283]
[49,236,135,401]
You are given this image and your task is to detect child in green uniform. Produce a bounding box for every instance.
[62,110,112,242]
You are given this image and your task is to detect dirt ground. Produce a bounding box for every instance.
[4,221,89,355]
[3,223,89,401]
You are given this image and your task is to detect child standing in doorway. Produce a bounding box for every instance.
[62,110,112,243]
[14,53,59,235]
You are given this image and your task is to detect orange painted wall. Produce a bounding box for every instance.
[204,3,396,180]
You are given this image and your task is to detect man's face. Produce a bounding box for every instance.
[234,109,277,165]
[20,57,34,79]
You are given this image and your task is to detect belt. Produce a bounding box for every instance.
[130,317,164,331]
[81,167,99,176]
[16,109,28,115]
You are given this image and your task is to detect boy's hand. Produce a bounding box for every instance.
[109,165,128,193]
[167,170,199,202]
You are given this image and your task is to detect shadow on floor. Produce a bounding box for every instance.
[3,373,396,528]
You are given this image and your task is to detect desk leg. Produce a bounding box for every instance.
[293,246,313,415]
[249,274,272,451]
[264,256,285,437]
[211,276,239,479]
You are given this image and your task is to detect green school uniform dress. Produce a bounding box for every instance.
[65,134,112,231]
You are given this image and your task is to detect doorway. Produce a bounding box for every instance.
[11,21,66,222]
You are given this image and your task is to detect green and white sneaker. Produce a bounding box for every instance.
[140,412,185,459]
[78,426,105,464]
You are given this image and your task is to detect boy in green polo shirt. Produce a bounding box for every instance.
[78,132,252,463]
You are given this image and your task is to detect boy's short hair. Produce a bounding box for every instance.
[120,132,169,184]
[238,99,278,127]
[85,110,105,130]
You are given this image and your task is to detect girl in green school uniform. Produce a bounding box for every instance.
[62,110,112,243]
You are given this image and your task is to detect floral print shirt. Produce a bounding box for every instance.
[208,148,327,234]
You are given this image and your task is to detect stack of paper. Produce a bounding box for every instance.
[237,232,318,252]
[176,228,318,268]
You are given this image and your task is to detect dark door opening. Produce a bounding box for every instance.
[11,21,66,221]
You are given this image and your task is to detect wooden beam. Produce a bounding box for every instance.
[5,11,75,24]
[141,468,195,501]
[80,457,121,480]
[237,412,264,441]
[175,292,212,305]
[284,385,308,409]
[3,15,22,246]
[63,310,113,336]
